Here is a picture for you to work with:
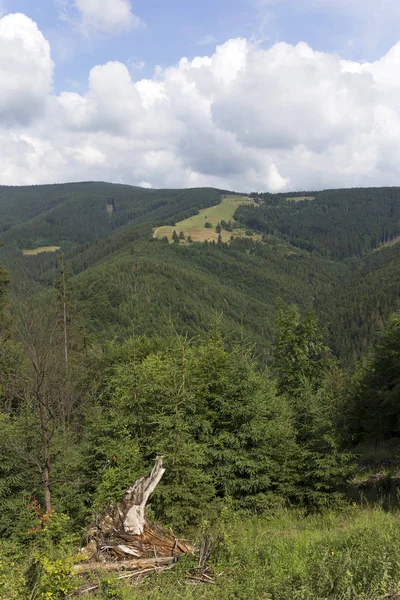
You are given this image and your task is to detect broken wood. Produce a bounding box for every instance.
[75,556,176,574]
[79,456,193,567]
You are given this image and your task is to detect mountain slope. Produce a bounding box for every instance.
[0,183,222,261]
[2,182,400,359]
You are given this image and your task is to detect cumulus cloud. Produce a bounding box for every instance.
[0,13,53,125]
[5,12,400,191]
[60,0,141,36]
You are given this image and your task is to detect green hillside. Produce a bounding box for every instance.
[0,183,222,261]
[2,182,400,359]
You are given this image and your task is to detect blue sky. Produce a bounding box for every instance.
[2,0,400,190]
[3,0,399,92]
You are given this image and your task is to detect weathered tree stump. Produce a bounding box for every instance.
[78,456,192,572]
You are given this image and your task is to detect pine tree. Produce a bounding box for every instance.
[273,304,352,506]
[187,336,297,509]
[273,304,329,396]
[350,315,400,446]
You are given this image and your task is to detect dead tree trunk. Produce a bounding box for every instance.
[79,457,192,570]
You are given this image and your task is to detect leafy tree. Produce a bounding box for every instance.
[179,231,185,240]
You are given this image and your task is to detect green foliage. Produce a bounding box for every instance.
[273,306,353,506]
[79,334,300,528]
[273,304,329,395]
[0,541,26,599]
[27,512,80,599]
[350,314,400,447]
[0,258,8,315]
[0,410,43,541]
[236,187,400,259]
[0,183,221,261]
[185,336,296,510]
[3,184,400,360]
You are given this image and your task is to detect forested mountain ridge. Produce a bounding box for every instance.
[238,187,400,258]
[1,182,400,358]
[0,183,222,259]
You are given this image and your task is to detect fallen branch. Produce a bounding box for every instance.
[74,556,176,574]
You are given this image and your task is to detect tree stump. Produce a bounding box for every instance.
[79,456,192,570]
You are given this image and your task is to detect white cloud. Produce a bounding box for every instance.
[5,13,400,191]
[0,13,53,124]
[60,0,141,36]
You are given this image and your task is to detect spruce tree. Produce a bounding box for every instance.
[273,304,352,506]
[350,315,400,446]
[187,336,297,509]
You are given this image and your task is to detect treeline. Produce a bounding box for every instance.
[3,184,400,362]
[0,184,221,261]
[6,223,400,362]
[237,187,400,258]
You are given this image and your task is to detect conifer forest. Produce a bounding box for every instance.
[1,183,400,599]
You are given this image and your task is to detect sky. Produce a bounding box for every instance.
[2,0,400,191]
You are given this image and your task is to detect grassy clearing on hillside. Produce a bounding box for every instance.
[82,507,400,600]
[22,245,60,255]
[154,195,259,243]
[286,196,315,202]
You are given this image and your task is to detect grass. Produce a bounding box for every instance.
[153,195,259,244]
[88,507,400,600]
[22,246,61,256]
[286,196,315,202]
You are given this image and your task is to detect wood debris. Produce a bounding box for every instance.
[76,456,192,574]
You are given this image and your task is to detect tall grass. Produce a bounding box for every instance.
[93,507,400,600]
